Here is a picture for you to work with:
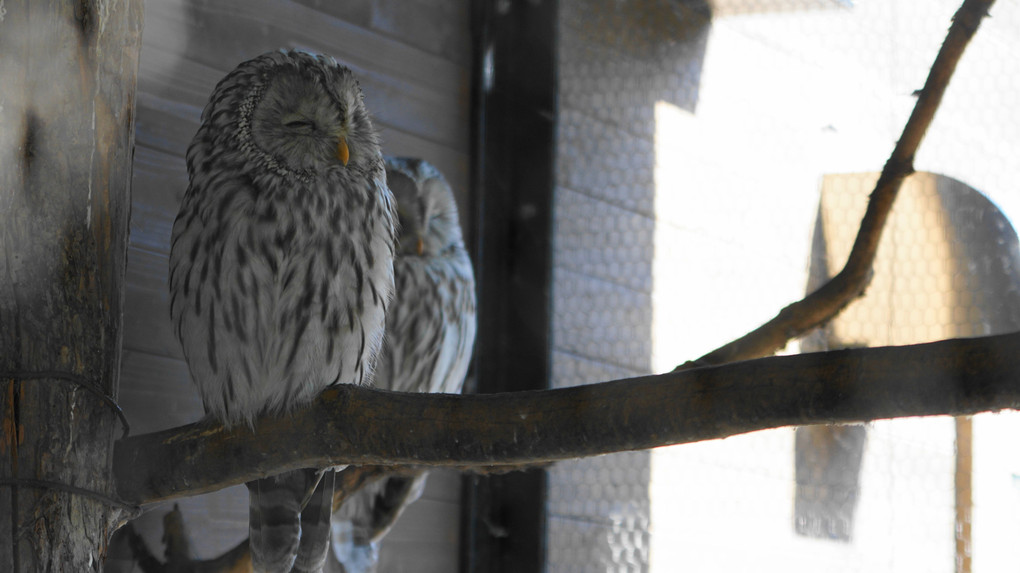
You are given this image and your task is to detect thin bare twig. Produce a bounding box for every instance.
[686,0,995,368]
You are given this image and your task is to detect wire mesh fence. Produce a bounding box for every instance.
[550,0,1020,571]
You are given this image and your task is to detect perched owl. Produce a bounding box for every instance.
[331,157,477,573]
[169,50,396,573]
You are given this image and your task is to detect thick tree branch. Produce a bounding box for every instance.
[115,330,1020,506]
[687,0,995,367]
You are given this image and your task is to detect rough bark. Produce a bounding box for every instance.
[114,330,1020,506]
[0,1,143,571]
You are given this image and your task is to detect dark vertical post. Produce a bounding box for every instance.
[0,1,142,570]
[462,0,557,571]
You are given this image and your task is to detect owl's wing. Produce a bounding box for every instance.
[377,262,476,395]
[433,277,477,394]
[372,263,437,393]
[248,468,333,573]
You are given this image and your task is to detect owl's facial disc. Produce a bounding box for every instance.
[250,68,349,174]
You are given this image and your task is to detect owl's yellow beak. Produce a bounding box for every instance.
[416,236,425,256]
[337,137,350,166]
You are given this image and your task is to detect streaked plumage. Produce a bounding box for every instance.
[169,50,395,573]
[331,157,476,573]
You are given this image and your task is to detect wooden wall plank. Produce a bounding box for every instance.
[129,147,186,250]
[135,49,222,110]
[355,64,469,154]
[377,497,460,571]
[368,0,472,66]
[133,94,199,157]
[290,0,374,29]
[144,0,463,90]
[141,0,469,152]
[123,247,180,359]
[119,350,201,433]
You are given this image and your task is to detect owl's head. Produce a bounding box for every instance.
[385,157,464,257]
[199,50,381,179]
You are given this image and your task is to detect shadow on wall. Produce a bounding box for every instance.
[796,172,1020,542]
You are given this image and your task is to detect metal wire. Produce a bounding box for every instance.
[0,370,130,439]
[0,477,140,516]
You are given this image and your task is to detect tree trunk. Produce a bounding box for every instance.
[0,1,143,570]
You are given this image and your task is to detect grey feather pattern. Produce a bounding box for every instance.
[331,157,476,573]
[170,50,395,573]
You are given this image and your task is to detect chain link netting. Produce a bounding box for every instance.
[550,0,1020,571]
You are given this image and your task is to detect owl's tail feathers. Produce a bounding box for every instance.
[247,468,323,573]
[292,469,335,573]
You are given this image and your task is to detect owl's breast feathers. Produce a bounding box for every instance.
[171,161,395,426]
